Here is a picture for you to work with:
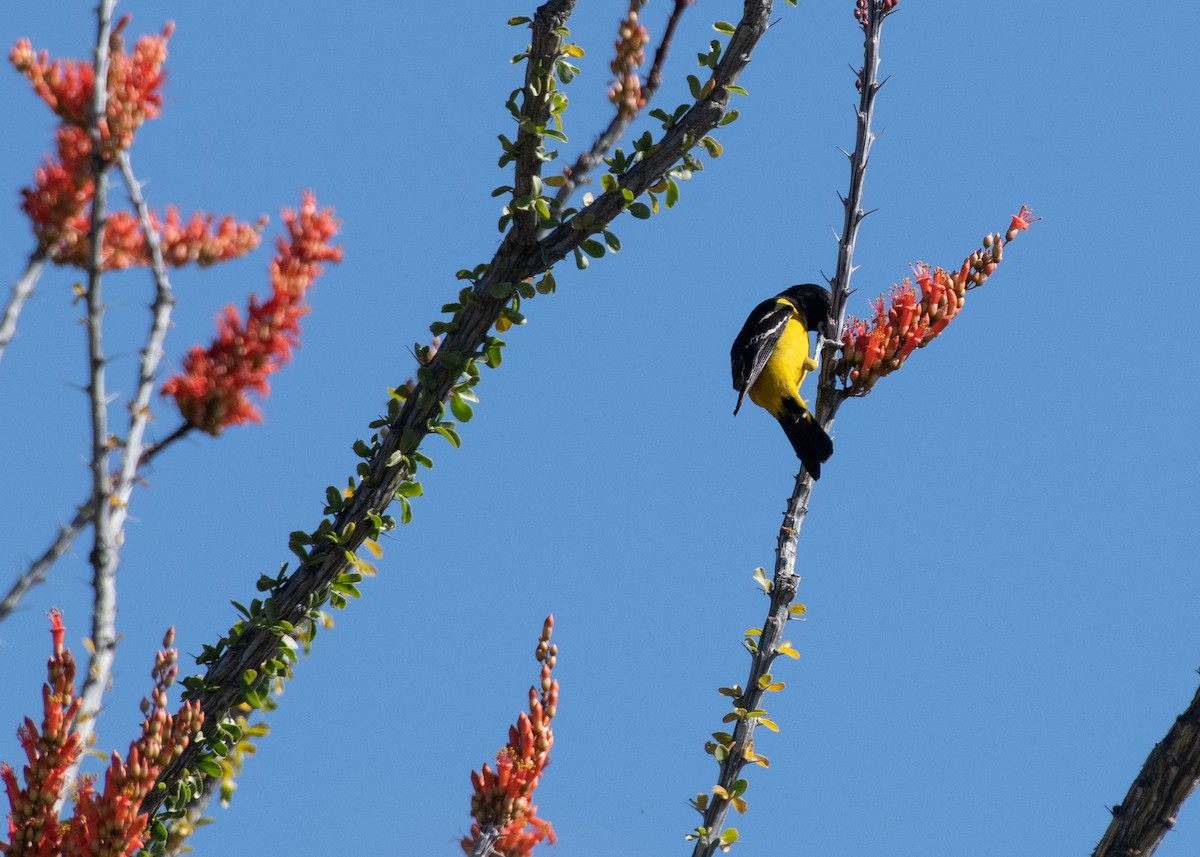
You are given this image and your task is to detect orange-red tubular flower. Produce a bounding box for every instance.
[837,207,1036,395]
[461,617,558,857]
[160,192,341,435]
[13,21,266,270]
[9,19,173,157]
[2,616,201,857]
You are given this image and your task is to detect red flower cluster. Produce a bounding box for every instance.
[1,615,202,857]
[853,0,899,28]
[79,208,266,271]
[10,20,265,269]
[160,192,342,435]
[461,617,559,857]
[10,16,171,155]
[0,611,82,857]
[837,206,1037,395]
[608,3,649,120]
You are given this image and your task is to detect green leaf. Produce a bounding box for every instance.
[701,136,723,157]
[449,395,474,422]
[433,424,462,448]
[484,280,513,300]
[713,21,736,34]
[665,178,680,209]
[508,16,531,25]
[687,74,702,99]
[602,230,621,253]
[395,480,424,498]
[628,202,651,219]
[196,757,223,778]
[331,581,362,599]
[573,246,589,269]
[719,828,739,845]
[385,450,406,468]
[580,238,605,258]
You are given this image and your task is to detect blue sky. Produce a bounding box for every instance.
[2,2,1199,856]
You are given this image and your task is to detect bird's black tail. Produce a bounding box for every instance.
[777,401,833,480]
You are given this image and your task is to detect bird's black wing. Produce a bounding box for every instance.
[730,297,792,416]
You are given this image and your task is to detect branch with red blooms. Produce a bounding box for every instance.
[0,194,341,623]
[1,18,266,366]
[690,3,898,855]
[836,206,1039,396]
[4,15,340,823]
[0,611,202,857]
[161,192,342,435]
[608,2,651,121]
[549,0,693,216]
[10,21,266,268]
[461,617,558,857]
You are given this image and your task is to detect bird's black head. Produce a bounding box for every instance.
[779,283,832,333]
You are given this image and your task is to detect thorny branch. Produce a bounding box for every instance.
[24,151,185,637]
[71,0,120,795]
[1093,682,1200,857]
[0,251,46,365]
[142,0,774,821]
[111,150,177,525]
[691,3,891,854]
[550,0,693,215]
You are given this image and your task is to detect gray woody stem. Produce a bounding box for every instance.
[0,251,46,365]
[143,0,773,819]
[2,150,183,626]
[692,4,889,855]
[815,3,887,424]
[1092,683,1200,857]
[469,823,502,857]
[70,0,120,798]
[109,151,177,522]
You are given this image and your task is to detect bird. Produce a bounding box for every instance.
[730,283,834,479]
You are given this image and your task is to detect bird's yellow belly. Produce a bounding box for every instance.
[748,318,812,415]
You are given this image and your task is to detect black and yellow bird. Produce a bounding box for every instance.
[730,283,834,479]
